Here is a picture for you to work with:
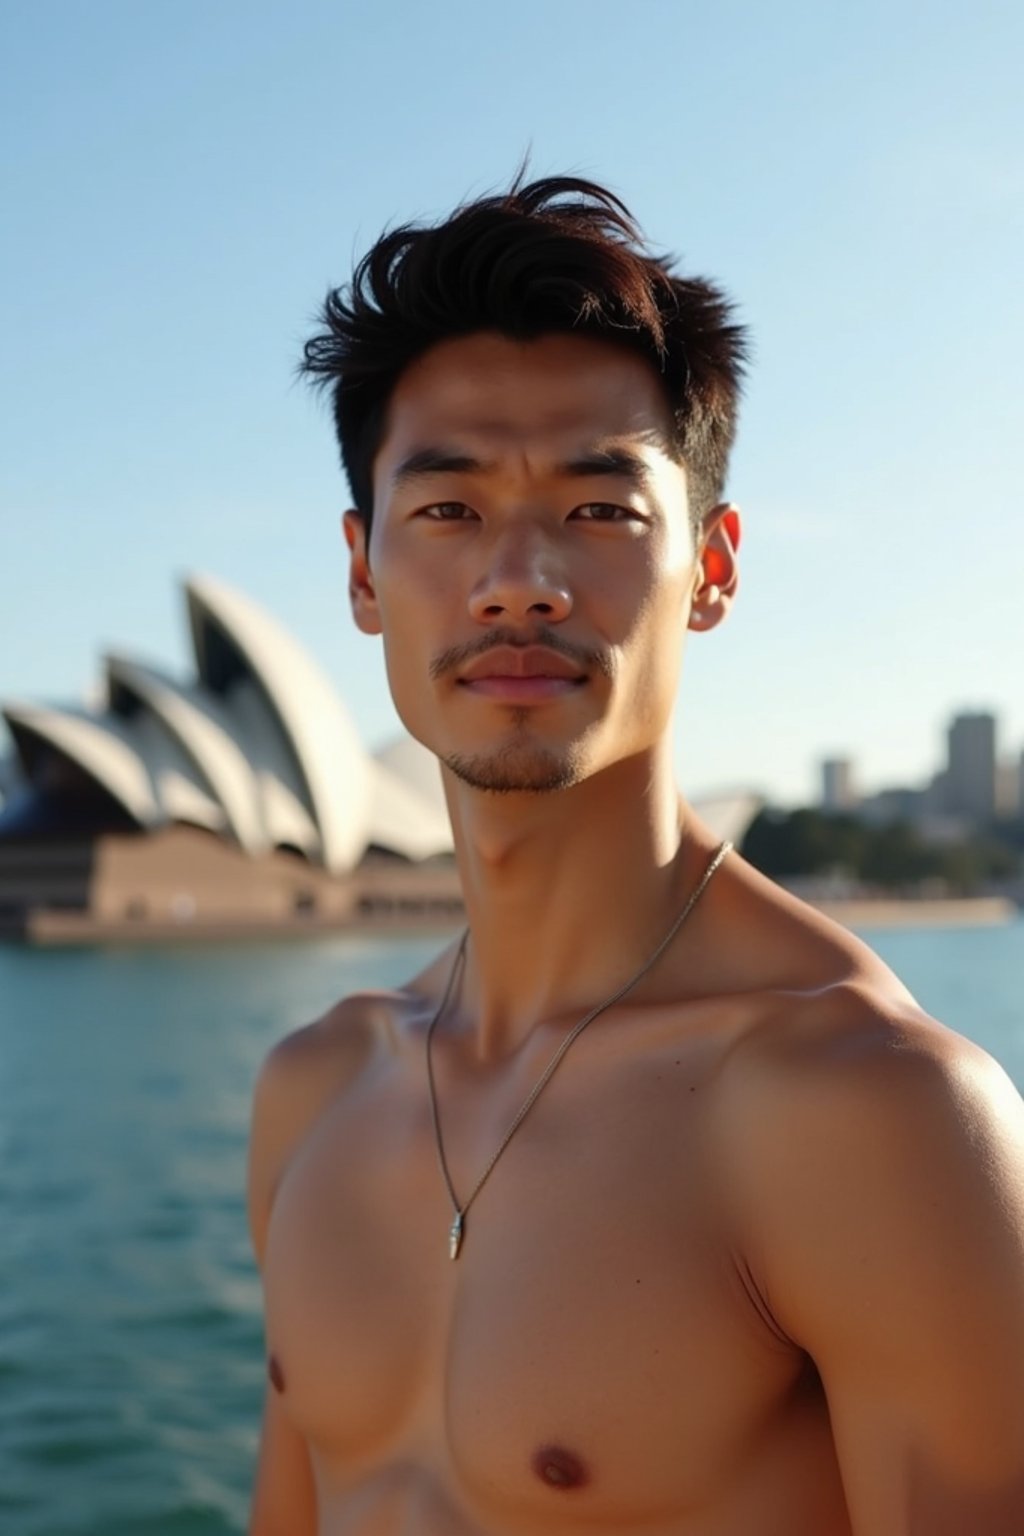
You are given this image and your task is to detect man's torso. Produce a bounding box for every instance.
[260,872,917,1534]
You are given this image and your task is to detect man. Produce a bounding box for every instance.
[247,173,1024,1534]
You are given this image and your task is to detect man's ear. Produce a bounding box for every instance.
[690,503,741,635]
[342,509,383,636]
[696,503,741,600]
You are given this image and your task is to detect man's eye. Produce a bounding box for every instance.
[421,502,474,521]
[573,503,635,522]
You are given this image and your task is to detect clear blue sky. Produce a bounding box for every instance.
[2,0,1021,808]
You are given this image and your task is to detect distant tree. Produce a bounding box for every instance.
[741,808,846,878]
[933,842,987,895]
[740,808,1021,895]
[991,816,1024,855]
[860,821,936,890]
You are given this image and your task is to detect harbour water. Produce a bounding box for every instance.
[2,919,1022,1535]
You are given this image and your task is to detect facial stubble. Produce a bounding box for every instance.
[442,707,588,794]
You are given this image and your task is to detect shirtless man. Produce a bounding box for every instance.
[246,173,1024,1535]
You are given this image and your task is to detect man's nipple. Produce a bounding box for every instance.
[532,1444,588,1490]
[268,1353,286,1393]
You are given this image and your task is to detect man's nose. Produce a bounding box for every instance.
[467,525,573,625]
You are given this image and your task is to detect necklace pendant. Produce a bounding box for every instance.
[449,1211,464,1261]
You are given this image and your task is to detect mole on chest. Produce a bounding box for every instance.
[268,1353,286,1393]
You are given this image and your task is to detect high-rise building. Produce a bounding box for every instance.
[945,712,997,824]
[821,757,858,812]
[995,755,1022,819]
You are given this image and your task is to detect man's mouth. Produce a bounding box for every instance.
[458,645,587,684]
[456,645,588,703]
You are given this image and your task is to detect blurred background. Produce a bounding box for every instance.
[1,1,1022,1531]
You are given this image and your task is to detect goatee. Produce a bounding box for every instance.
[442,737,585,795]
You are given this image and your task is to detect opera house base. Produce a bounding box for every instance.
[1,826,1015,947]
[0,824,465,946]
[801,895,1016,929]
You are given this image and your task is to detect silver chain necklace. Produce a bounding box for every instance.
[425,839,733,1260]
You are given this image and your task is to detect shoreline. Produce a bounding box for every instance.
[5,895,1018,946]
[809,896,1017,929]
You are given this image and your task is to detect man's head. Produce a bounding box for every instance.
[301,173,748,795]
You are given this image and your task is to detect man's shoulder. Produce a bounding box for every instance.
[668,842,1014,1147]
[716,966,1024,1311]
[722,963,1011,1159]
[752,963,1003,1098]
[257,932,465,1096]
[260,991,382,1087]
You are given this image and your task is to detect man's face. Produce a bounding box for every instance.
[345,330,705,794]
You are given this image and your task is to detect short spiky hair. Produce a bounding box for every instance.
[300,171,748,539]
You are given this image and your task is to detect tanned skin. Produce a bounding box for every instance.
[247,332,1024,1535]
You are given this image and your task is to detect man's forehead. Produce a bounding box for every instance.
[380,387,675,481]
[388,330,670,427]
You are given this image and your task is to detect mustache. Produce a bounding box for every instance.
[428,627,614,683]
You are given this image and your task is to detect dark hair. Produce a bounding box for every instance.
[300,169,748,540]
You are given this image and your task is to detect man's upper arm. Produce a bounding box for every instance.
[246,1009,374,1536]
[247,1024,324,1275]
[731,995,1024,1536]
[246,1029,323,1536]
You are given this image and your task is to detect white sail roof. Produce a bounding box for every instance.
[186,573,373,874]
[2,702,162,826]
[105,652,270,853]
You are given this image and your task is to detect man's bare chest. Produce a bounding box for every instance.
[261,1011,815,1526]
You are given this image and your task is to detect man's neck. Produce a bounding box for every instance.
[439,738,722,1061]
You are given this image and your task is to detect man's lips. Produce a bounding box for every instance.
[458,646,587,683]
[456,646,588,703]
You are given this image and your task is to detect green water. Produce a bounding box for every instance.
[1,920,1021,1534]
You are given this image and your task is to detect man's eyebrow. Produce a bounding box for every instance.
[390,444,657,492]
[390,448,493,489]
[557,447,656,490]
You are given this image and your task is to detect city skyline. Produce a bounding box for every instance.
[820,708,1022,825]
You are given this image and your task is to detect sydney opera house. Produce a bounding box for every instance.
[0,574,761,943]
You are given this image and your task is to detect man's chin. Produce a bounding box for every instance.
[441,743,586,795]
